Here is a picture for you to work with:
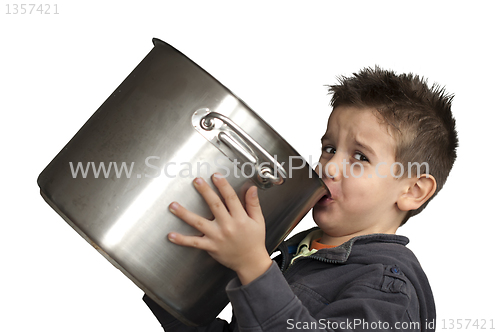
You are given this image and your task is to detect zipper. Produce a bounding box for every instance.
[282,252,343,277]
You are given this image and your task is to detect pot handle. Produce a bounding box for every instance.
[193,109,286,187]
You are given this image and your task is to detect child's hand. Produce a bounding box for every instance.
[167,173,272,285]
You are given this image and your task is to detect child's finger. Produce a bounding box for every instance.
[167,232,212,251]
[245,186,263,222]
[211,173,246,217]
[168,201,214,236]
[192,177,231,221]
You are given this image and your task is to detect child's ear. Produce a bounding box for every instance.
[396,175,437,212]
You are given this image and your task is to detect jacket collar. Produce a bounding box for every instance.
[284,227,409,264]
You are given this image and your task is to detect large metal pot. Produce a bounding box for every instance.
[37,38,327,326]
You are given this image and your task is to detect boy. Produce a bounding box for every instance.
[143,67,458,331]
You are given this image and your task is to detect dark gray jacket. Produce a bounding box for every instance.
[144,228,435,331]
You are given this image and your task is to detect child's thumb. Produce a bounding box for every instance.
[245,186,263,221]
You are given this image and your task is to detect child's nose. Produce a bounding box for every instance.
[322,153,345,181]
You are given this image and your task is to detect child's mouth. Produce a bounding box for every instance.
[316,194,334,206]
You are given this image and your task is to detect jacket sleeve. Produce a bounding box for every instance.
[143,294,234,332]
[226,262,418,332]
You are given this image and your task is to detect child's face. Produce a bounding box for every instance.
[313,105,407,241]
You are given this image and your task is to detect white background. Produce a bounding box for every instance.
[2,1,499,331]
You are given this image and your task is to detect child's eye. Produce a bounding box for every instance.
[323,146,336,154]
[353,152,369,162]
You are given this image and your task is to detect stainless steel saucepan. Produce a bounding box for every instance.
[37,38,327,326]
